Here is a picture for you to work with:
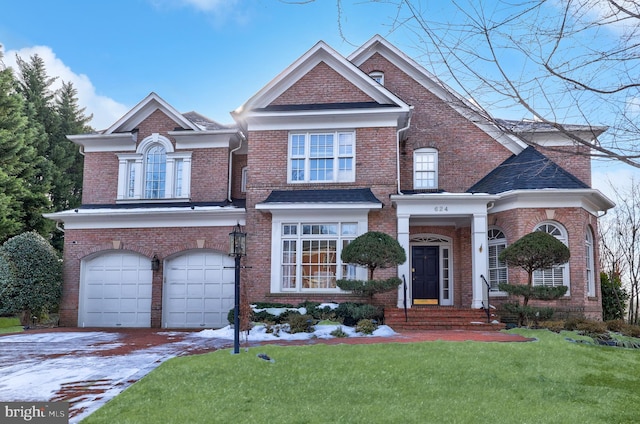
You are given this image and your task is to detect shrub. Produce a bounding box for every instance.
[564,316,589,331]
[621,324,640,338]
[356,319,378,335]
[0,232,62,325]
[605,319,626,332]
[285,314,315,334]
[334,303,382,327]
[330,326,348,338]
[575,320,608,336]
[538,320,565,333]
[501,303,555,327]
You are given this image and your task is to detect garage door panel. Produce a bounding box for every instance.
[164,251,234,328]
[80,252,152,328]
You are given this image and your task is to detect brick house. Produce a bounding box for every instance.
[46,35,614,328]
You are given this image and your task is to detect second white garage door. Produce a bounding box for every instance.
[163,250,235,328]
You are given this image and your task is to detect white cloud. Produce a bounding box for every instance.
[1,45,128,131]
[592,165,640,204]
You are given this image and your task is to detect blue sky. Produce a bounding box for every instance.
[1,0,636,198]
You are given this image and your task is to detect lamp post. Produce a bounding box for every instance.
[229,223,246,354]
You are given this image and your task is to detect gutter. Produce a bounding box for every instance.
[228,131,246,202]
[396,106,414,195]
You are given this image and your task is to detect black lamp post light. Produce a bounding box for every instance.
[229,223,247,354]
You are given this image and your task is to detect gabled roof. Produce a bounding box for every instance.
[231,40,411,128]
[104,92,201,134]
[467,146,589,194]
[349,35,527,155]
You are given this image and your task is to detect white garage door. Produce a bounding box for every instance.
[80,251,152,327]
[164,251,235,328]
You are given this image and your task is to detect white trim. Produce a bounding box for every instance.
[67,133,136,153]
[413,148,438,189]
[105,92,199,134]
[490,189,614,215]
[268,210,369,294]
[44,207,246,230]
[410,234,454,306]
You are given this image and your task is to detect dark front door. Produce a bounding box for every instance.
[412,246,439,305]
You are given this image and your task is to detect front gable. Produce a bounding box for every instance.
[232,41,411,132]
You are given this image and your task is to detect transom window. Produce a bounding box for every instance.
[414,148,438,189]
[533,222,569,289]
[288,131,355,183]
[280,222,358,291]
[117,133,191,201]
[488,228,508,292]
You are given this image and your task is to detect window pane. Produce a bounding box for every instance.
[310,158,333,181]
[302,240,337,289]
[175,159,183,197]
[291,159,305,181]
[310,134,333,157]
[291,134,305,156]
[145,145,166,198]
[338,133,353,155]
[282,240,297,289]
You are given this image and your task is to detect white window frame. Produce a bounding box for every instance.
[533,221,570,293]
[117,133,191,201]
[287,131,355,184]
[241,166,248,193]
[488,228,508,295]
[369,71,384,85]
[414,148,438,189]
[269,211,369,293]
[586,227,596,297]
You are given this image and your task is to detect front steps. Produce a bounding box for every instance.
[384,306,504,331]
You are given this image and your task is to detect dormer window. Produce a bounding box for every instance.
[369,71,384,85]
[117,133,192,201]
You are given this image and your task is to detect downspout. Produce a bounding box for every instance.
[396,107,414,195]
[228,131,246,203]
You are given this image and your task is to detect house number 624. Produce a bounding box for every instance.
[434,206,448,212]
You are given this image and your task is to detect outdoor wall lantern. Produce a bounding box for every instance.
[151,254,160,271]
[229,223,247,354]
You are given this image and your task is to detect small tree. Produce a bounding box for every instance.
[601,272,629,322]
[0,232,62,325]
[498,231,570,326]
[336,231,406,300]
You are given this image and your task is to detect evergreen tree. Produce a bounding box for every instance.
[0,54,39,243]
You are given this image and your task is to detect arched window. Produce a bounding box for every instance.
[145,144,166,199]
[117,133,191,201]
[586,227,596,296]
[533,222,570,290]
[414,148,438,189]
[488,228,508,292]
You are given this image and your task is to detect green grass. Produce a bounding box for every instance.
[0,317,22,334]
[83,329,640,424]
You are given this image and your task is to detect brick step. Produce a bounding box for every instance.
[384,307,503,332]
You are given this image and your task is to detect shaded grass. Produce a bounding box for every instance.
[0,317,22,334]
[83,329,640,424]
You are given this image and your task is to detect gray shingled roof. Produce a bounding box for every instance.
[261,188,381,204]
[467,146,589,194]
[182,111,235,130]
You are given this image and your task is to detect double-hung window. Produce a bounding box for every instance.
[586,228,596,297]
[288,131,355,183]
[280,222,358,291]
[117,133,191,201]
[414,148,438,189]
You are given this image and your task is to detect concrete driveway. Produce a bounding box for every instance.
[0,328,232,423]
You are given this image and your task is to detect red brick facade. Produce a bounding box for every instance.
[50,37,611,328]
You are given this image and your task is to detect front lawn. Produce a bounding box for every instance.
[83,329,640,423]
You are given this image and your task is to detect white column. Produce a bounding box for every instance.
[397,214,411,308]
[471,213,489,308]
